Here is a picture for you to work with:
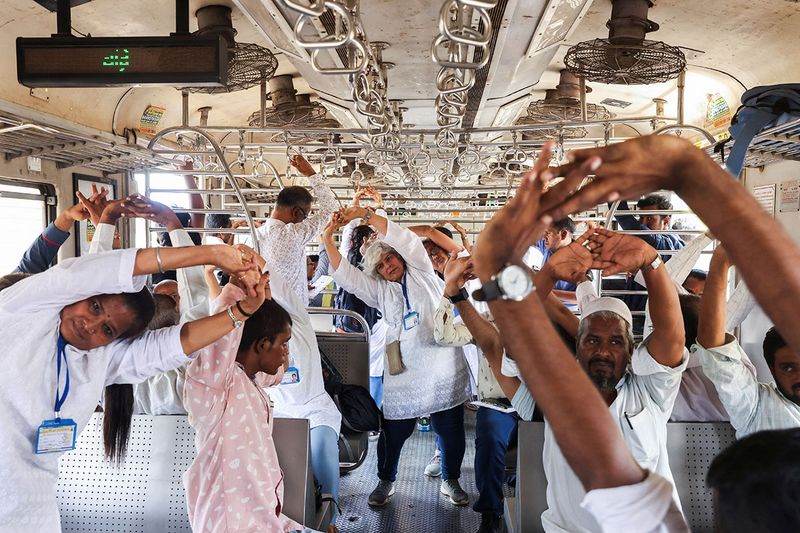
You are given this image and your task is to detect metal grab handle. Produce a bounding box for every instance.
[438,1,493,47]
[311,39,368,74]
[431,36,490,70]
[307,307,372,343]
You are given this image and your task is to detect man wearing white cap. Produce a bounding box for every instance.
[510,229,688,533]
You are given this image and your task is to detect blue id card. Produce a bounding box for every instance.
[403,311,420,330]
[281,366,301,385]
[35,418,77,454]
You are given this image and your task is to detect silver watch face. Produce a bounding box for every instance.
[498,264,533,301]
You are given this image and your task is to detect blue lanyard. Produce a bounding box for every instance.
[55,335,70,418]
[401,273,412,311]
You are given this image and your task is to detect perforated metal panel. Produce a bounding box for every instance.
[317,333,370,388]
[667,423,737,532]
[57,414,315,532]
[509,421,738,533]
[57,415,153,532]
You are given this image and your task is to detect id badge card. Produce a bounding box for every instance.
[281,366,301,385]
[35,418,77,454]
[403,311,420,331]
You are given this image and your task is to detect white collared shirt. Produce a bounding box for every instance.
[511,340,688,533]
[697,336,800,438]
[0,250,192,533]
[581,472,689,533]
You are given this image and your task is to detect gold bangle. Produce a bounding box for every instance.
[155,248,165,274]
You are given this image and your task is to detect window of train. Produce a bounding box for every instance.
[0,180,50,273]
[133,172,193,249]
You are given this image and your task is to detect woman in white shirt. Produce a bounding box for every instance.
[322,207,471,508]
[0,242,262,533]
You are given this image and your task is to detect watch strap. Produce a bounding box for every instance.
[472,277,503,302]
[447,287,469,304]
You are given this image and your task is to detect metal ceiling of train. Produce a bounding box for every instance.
[0,0,798,175]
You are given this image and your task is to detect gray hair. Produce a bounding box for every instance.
[361,240,402,279]
[576,310,635,354]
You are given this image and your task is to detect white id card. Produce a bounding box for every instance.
[35,418,77,454]
[281,366,301,385]
[403,311,420,330]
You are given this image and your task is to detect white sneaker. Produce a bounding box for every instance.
[440,479,469,506]
[424,450,442,477]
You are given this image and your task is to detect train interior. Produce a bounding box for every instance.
[1,0,800,532]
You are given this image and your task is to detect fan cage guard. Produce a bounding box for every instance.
[189,42,279,94]
[247,101,331,128]
[564,38,686,85]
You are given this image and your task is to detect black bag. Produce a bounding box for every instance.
[320,351,381,434]
[327,381,381,434]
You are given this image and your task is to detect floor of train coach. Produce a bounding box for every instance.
[338,409,512,533]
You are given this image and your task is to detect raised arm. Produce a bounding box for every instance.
[290,155,340,243]
[15,202,86,273]
[540,134,800,356]
[181,160,206,230]
[323,216,387,310]
[472,154,645,491]
[589,229,685,367]
[697,245,731,349]
[408,225,463,255]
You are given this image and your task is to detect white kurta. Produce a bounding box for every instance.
[698,336,800,438]
[510,341,688,533]
[253,175,341,433]
[0,250,194,533]
[332,220,470,420]
[90,223,210,416]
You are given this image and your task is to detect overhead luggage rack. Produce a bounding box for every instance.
[0,108,173,174]
[706,116,800,168]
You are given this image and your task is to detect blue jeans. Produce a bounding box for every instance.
[369,376,384,409]
[473,407,519,516]
[310,426,340,521]
[377,403,465,482]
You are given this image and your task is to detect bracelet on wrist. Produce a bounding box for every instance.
[236,301,254,318]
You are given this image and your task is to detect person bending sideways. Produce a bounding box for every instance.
[696,245,800,437]
[322,207,471,507]
[183,272,325,533]
[0,235,261,533]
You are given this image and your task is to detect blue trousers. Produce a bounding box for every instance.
[377,403,465,482]
[369,376,384,409]
[310,425,340,520]
[473,407,519,516]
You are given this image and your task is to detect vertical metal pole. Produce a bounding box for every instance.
[175,0,190,34]
[56,0,72,36]
[579,76,588,122]
[182,89,190,127]
[144,168,152,249]
[259,78,267,128]
[677,70,686,125]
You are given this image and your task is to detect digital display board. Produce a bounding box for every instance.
[17,36,228,88]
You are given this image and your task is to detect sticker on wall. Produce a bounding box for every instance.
[779,179,800,213]
[139,105,166,135]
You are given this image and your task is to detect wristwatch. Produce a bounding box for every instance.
[641,254,662,273]
[361,207,374,224]
[473,264,535,302]
[227,306,244,329]
[447,287,469,305]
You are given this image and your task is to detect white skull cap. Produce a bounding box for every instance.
[576,280,634,326]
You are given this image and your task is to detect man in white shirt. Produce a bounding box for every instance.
[696,246,800,438]
[254,155,343,523]
[509,229,688,532]
[469,141,689,533]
